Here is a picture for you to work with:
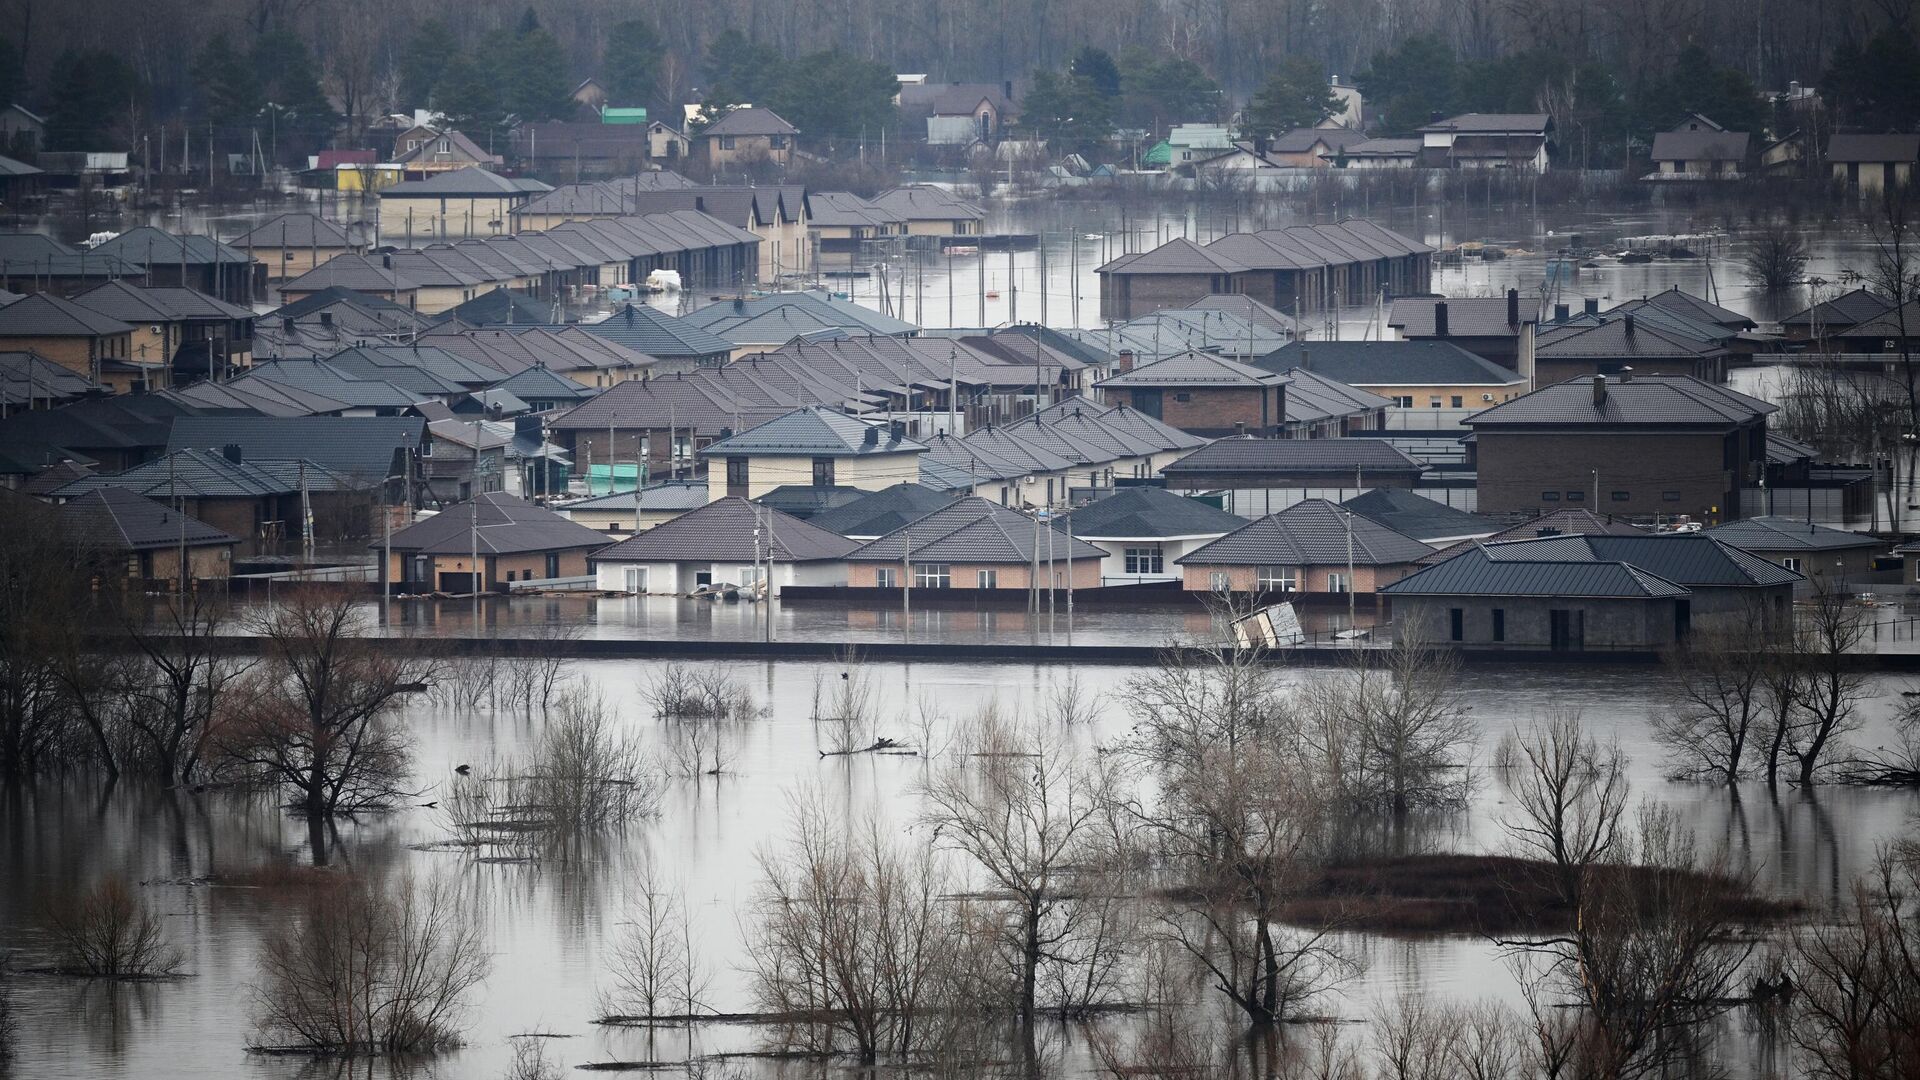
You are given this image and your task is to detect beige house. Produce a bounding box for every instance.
[1829,133,1919,193]
[699,406,927,503]
[557,480,709,538]
[648,121,691,163]
[700,107,799,170]
[377,167,554,244]
[868,186,985,237]
[379,492,611,594]
[72,281,255,382]
[0,294,145,391]
[843,496,1105,592]
[276,253,422,310]
[230,213,363,281]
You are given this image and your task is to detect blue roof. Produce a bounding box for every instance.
[583,303,734,358]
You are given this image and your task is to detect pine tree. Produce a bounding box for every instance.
[603,19,666,108]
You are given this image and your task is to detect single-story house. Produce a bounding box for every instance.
[62,487,238,584]
[1828,133,1919,193]
[557,480,710,537]
[1339,488,1500,546]
[1063,486,1247,585]
[1175,497,1433,597]
[1702,516,1885,584]
[1648,115,1749,178]
[844,495,1104,591]
[807,482,963,541]
[379,491,610,593]
[589,495,856,594]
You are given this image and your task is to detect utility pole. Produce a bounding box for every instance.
[471,418,482,619]
[173,453,185,598]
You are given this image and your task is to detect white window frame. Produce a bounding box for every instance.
[1209,570,1230,592]
[1124,546,1164,575]
[976,569,998,588]
[914,563,951,589]
[1327,572,1351,593]
[876,567,898,588]
[624,567,647,593]
[1257,565,1297,591]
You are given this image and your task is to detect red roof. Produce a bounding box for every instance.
[317,149,377,169]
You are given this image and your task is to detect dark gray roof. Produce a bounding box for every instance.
[1178,498,1433,566]
[1064,486,1246,539]
[1827,134,1920,164]
[1281,367,1393,423]
[53,448,355,499]
[231,213,355,249]
[491,362,597,402]
[807,483,964,538]
[0,351,99,406]
[1533,316,1724,361]
[701,107,799,137]
[167,416,425,479]
[683,291,918,338]
[755,485,870,520]
[1702,517,1885,553]
[380,492,607,555]
[561,479,710,512]
[60,487,235,551]
[382,167,551,198]
[1482,533,1802,587]
[435,287,560,327]
[869,185,985,222]
[1162,437,1428,478]
[0,293,134,337]
[90,227,251,267]
[1340,488,1499,542]
[280,254,420,293]
[584,303,734,358]
[1420,509,1645,564]
[1651,130,1750,163]
[1388,295,1537,337]
[1613,287,1755,331]
[592,496,857,563]
[1259,340,1525,386]
[1096,350,1286,389]
[1382,545,1688,598]
[1419,113,1551,133]
[698,406,928,458]
[72,281,253,324]
[1465,374,1773,427]
[848,496,1105,563]
[1781,288,1892,328]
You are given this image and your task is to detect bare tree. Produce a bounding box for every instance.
[599,865,707,1022]
[211,588,435,820]
[0,954,16,1062]
[1654,610,1779,784]
[1786,841,1920,1079]
[251,872,490,1055]
[1865,182,1919,434]
[39,876,184,978]
[1297,636,1478,817]
[111,591,247,785]
[0,503,89,780]
[1744,219,1809,289]
[1782,583,1869,786]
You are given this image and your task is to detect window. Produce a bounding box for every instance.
[1449,608,1464,641]
[1451,395,1463,408]
[914,563,951,589]
[1124,547,1164,575]
[1257,565,1297,591]
[1209,570,1230,592]
[506,570,517,582]
[1174,392,1192,402]
[1393,396,1414,408]
[1566,490,1585,502]
[720,136,737,150]
[1327,572,1350,593]
[726,457,748,495]
[1662,491,1682,502]
[812,457,835,487]
[1610,491,1630,502]
[977,569,998,588]
[1430,397,1443,408]
[1492,608,1505,642]
[876,567,898,588]
[624,567,647,593]
[1541,491,1561,502]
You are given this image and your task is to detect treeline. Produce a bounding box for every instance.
[3,0,1917,164]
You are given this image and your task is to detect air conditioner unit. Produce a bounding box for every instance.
[1482,393,1494,401]
[1022,475,1037,484]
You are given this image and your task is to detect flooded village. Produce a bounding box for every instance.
[2,4,1920,1080]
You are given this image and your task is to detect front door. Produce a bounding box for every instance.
[1549,609,1583,651]
[1131,389,1163,419]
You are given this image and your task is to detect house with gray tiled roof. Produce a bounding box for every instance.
[1418,508,1644,565]
[59,487,237,583]
[869,185,985,237]
[87,227,262,305]
[1095,350,1289,437]
[51,447,360,556]
[231,213,363,282]
[1339,488,1499,545]
[1780,288,1892,342]
[844,495,1105,592]
[1161,437,1428,493]
[379,491,608,593]
[1176,497,1432,597]
[0,293,145,392]
[590,495,855,594]
[698,405,928,502]
[808,482,963,540]
[167,415,427,482]
[277,254,422,309]
[1387,290,1539,373]
[556,479,709,537]
[1416,113,1552,170]
[0,350,100,409]
[1063,486,1246,584]
[1260,338,1528,426]
[584,303,732,367]
[1531,309,1731,384]
[1649,115,1750,179]
[701,107,798,170]
[1702,516,1885,585]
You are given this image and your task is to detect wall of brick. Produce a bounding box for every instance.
[847,559,1100,590]
[1179,562,1412,594]
[1475,431,1742,520]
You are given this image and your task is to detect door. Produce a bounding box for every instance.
[1131,389,1163,419]
[624,567,646,594]
[438,571,477,594]
[1675,599,1691,640]
[1549,609,1583,651]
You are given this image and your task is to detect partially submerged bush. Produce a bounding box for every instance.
[40,876,184,978]
[252,872,489,1056]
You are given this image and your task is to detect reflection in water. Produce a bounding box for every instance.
[0,658,1914,1078]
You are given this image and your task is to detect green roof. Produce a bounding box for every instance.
[601,107,648,125]
[1143,140,1172,167]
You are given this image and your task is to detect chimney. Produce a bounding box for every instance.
[1623,313,1635,337]
[1235,421,1248,436]
[1433,301,1449,338]
[282,316,296,332]
[1619,366,1634,383]
[717,426,733,440]
[889,421,905,443]
[863,425,880,447]
[1592,374,1607,407]
[222,443,243,464]
[1117,349,1135,374]
[319,310,333,327]
[1583,297,1599,316]
[1506,288,1520,327]
[1330,75,1341,87]
[732,297,745,312]
[381,253,392,269]
[1299,346,1311,371]
[1553,303,1569,323]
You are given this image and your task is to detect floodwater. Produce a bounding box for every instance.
[2,656,1916,1079]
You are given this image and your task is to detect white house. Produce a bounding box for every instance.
[588,496,856,595]
[1064,486,1249,585]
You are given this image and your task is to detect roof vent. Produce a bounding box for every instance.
[1619,367,1634,383]
[319,311,333,327]
[1553,303,1569,322]
[863,425,880,446]
[1584,297,1599,316]
[1592,374,1607,407]
[1623,313,1635,337]
[1433,301,1449,338]
[223,443,243,464]
[1507,288,1520,326]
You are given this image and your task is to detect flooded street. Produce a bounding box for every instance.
[3,655,1915,1078]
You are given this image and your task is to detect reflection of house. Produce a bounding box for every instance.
[844,495,1104,591]
[380,492,609,593]
[61,487,237,584]
[698,406,928,502]
[589,495,856,594]
[701,108,798,170]
[1828,133,1919,193]
[1176,497,1432,596]
[1649,115,1748,178]
[1702,516,1884,584]
[1063,486,1246,585]
[1417,113,1551,170]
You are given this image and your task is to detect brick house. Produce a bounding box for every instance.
[1175,497,1432,597]
[380,491,611,594]
[0,294,143,391]
[1464,373,1773,523]
[1094,350,1287,436]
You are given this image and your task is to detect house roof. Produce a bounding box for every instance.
[754,484,872,519]
[0,293,134,337]
[869,185,986,222]
[683,291,918,339]
[1532,315,1726,361]
[1258,339,1525,387]
[53,447,356,499]
[89,227,251,267]
[382,166,549,198]
[806,482,964,538]
[1096,350,1286,389]
[592,496,857,563]
[1420,508,1644,564]
[1178,498,1434,566]
[1270,127,1372,154]
[279,254,420,294]
[1062,486,1246,540]
[702,107,799,137]
[1651,130,1750,163]
[1382,546,1689,599]
[1826,133,1920,163]
[1478,533,1802,587]
[847,495,1104,564]
[0,153,42,177]
[1780,288,1892,328]
[1419,113,1551,134]
[0,351,99,407]
[1340,488,1500,543]
[1281,367,1393,423]
[1388,295,1537,337]
[167,416,424,479]
[1342,137,1421,159]
[1618,286,1755,330]
[1465,374,1774,427]
[60,487,235,551]
[491,362,598,402]
[560,479,710,513]
[231,213,356,249]
[584,303,733,357]
[382,492,609,555]
[1182,293,1300,335]
[71,281,252,325]
[698,405,928,458]
[805,191,905,229]
[1702,516,1885,553]
[1162,437,1428,478]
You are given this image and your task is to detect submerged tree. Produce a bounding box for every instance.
[1787,841,1920,1078]
[40,876,185,978]
[1297,637,1478,817]
[1745,220,1809,289]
